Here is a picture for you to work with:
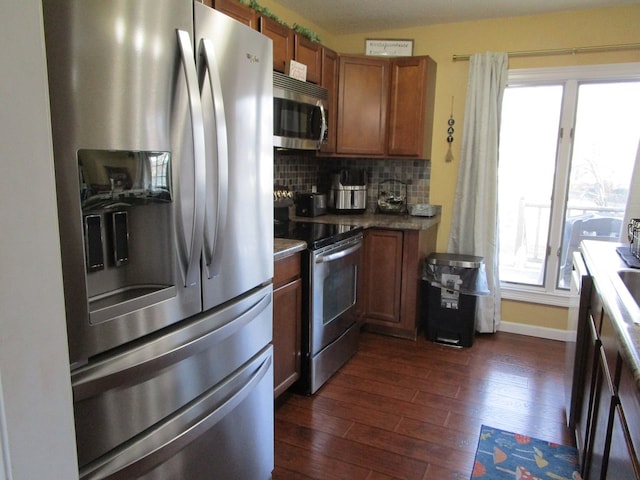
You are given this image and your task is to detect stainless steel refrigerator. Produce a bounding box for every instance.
[42,1,274,478]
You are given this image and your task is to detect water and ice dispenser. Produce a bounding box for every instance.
[78,149,174,323]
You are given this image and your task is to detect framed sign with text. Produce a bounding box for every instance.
[365,39,414,57]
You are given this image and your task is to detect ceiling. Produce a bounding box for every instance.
[274,0,640,34]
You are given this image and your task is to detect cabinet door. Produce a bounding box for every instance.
[606,403,640,479]
[387,56,437,159]
[294,35,322,84]
[600,312,619,390]
[273,278,302,398]
[212,0,257,28]
[619,358,640,476]
[320,46,338,154]
[273,254,302,398]
[259,16,293,73]
[584,347,616,480]
[362,229,403,324]
[337,55,389,155]
[578,311,600,471]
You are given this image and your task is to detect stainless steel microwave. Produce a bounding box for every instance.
[273,71,328,150]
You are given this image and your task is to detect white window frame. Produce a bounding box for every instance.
[500,62,640,307]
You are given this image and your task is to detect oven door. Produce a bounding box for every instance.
[309,234,362,356]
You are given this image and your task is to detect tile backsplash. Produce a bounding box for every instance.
[274,151,431,212]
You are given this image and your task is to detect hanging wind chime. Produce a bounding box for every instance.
[446,96,455,162]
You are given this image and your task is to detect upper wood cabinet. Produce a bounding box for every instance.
[336,54,437,159]
[294,35,322,84]
[388,56,437,158]
[211,0,257,28]
[258,17,322,84]
[320,46,338,153]
[337,55,390,156]
[259,16,294,73]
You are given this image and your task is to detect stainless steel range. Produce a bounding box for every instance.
[276,219,363,394]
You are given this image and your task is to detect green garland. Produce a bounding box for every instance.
[239,0,321,43]
[292,23,321,43]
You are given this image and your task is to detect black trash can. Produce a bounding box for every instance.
[421,253,488,347]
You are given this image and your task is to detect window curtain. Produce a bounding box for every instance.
[447,52,508,333]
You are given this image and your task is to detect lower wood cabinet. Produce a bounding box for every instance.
[273,253,302,398]
[360,227,436,339]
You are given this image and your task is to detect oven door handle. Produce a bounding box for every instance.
[315,242,361,264]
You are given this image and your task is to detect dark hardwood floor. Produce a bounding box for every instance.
[273,330,574,479]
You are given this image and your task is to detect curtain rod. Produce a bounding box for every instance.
[452,42,640,62]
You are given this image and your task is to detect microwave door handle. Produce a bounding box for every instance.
[317,101,327,146]
[200,38,229,279]
[176,29,206,287]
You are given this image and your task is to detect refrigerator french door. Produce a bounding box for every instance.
[42,0,274,478]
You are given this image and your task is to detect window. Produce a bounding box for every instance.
[498,64,640,304]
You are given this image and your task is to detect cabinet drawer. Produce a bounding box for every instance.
[274,253,301,289]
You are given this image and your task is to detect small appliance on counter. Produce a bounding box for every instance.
[377,179,407,214]
[274,186,294,224]
[629,218,640,260]
[618,218,640,268]
[328,168,367,214]
[296,192,327,217]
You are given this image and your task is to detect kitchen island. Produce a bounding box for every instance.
[581,241,640,388]
[574,240,640,479]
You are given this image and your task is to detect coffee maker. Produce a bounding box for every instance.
[328,168,367,214]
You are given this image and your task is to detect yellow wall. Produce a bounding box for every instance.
[502,299,570,330]
[264,3,640,330]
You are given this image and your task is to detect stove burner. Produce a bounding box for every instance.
[275,220,363,250]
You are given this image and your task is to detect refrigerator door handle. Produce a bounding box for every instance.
[176,29,206,287]
[72,286,272,401]
[200,37,229,279]
[79,349,272,480]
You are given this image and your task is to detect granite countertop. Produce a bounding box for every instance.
[273,213,439,260]
[581,240,640,390]
[274,238,306,261]
[290,212,440,231]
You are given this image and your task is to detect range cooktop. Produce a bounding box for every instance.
[274,220,363,250]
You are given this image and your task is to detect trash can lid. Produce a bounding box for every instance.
[426,252,484,268]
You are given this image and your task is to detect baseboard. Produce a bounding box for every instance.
[497,321,575,342]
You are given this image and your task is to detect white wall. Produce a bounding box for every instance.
[0,1,78,478]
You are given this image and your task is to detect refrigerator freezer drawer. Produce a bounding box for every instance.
[72,285,272,470]
[80,346,274,480]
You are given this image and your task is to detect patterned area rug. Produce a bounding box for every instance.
[471,425,581,480]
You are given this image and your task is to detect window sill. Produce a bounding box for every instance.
[500,284,570,308]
